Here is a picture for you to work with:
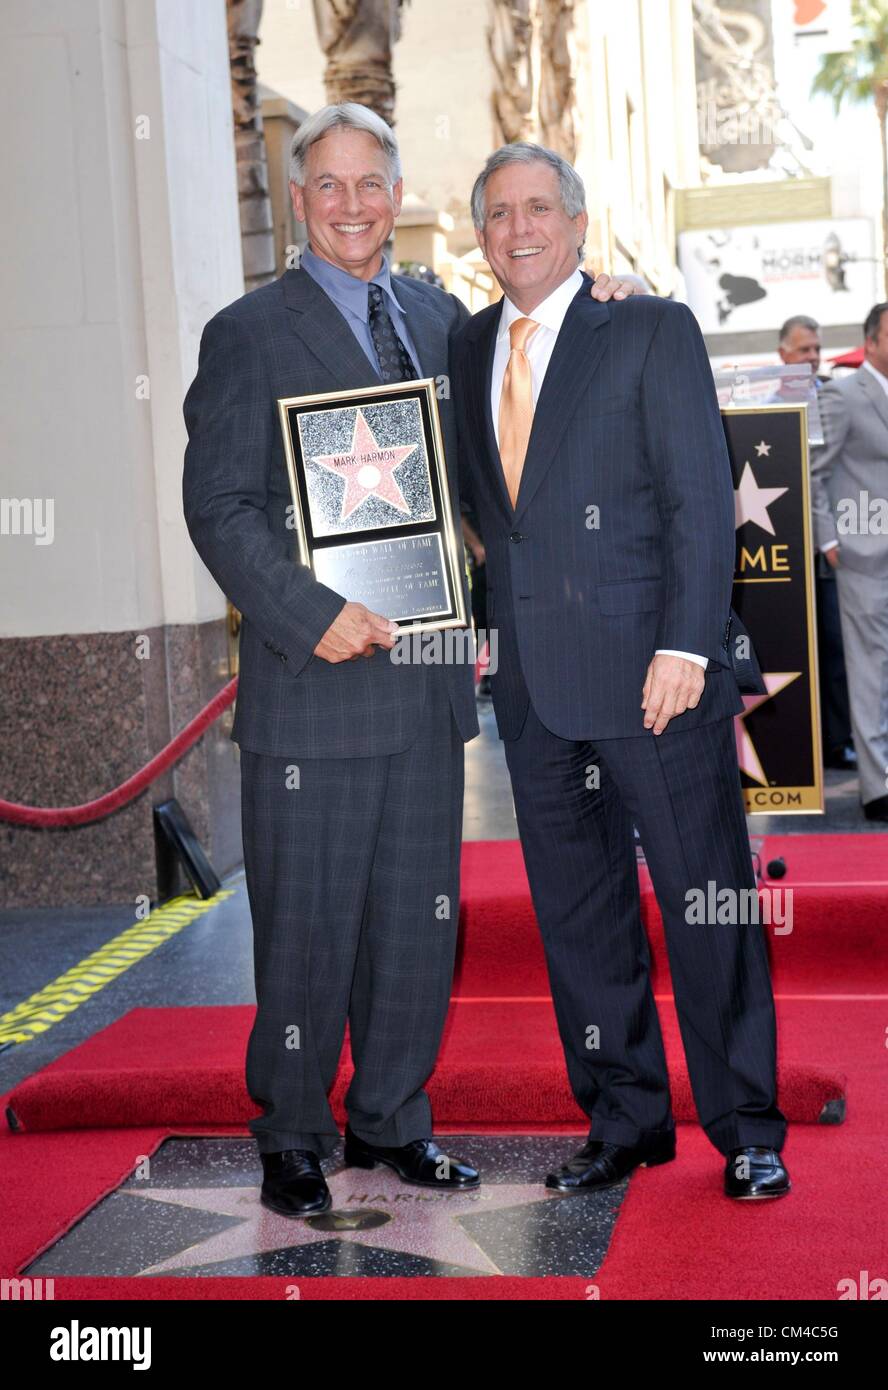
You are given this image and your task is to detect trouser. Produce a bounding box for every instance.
[503,701,787,1157]
[240,675,464,1158]
[835,564,888,806]
[815,563,852,753]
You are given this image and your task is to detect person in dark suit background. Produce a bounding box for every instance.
[453,143,790,1200]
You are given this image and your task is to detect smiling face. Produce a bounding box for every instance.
[289,126,402,281]
[476,159,588,313]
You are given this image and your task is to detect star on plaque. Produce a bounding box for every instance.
[735,672,802,785]
[312,408,418,522]
[734,461,788,536]
[754,440,772,457]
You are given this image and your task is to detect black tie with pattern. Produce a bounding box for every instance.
[368,283,418,383]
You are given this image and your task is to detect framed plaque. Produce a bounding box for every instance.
[277,378,467,634]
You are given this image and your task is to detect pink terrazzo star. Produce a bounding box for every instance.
[312,408,417,521]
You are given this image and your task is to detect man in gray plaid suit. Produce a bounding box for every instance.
[182,104,480,1216]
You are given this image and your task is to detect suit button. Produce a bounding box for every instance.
[509,531,524,543]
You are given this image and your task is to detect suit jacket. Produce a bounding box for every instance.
[183,267,478,758]
[453,274,743,740]
[810,367,888,575]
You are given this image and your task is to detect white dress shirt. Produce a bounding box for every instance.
[491,269,707,669]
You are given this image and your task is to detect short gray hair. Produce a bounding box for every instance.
[470,142,587,231]
[778,314,820,345]
[289,102,401,186]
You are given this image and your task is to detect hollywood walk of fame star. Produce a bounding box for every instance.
[734,461,788,535]
[735,672,802,785]
[128,1170,564,1277]
[312,408,418,522]
[754,440,772,457]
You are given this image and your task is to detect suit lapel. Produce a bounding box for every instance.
[282,267,382,389]
[472,309,515,518]
[513,286,611,520]
[857,365,888,436]
[396,278,450,381]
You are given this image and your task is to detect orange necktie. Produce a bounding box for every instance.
[498,316,540,508]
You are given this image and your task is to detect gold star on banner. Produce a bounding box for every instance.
[735,672,802,785]
[734,461,788,535]
[755,440,772,457]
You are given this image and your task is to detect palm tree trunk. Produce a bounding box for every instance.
[312,0,403,125]
[227,0,276,289]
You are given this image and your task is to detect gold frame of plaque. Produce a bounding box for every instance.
[277,378,467,635]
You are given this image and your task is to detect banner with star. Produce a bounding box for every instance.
[278,379,467,633]
[723,404,824,813]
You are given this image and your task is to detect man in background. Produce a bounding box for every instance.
[810,303,888,821]
[776,316,854,772]
[777,314,824,384]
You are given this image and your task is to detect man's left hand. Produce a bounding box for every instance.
[589,273,647,301]
[641,654,705,735]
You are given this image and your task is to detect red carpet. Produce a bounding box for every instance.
[2,833,886,1298]
[456,835,888,995]
[1,1000,846,1133]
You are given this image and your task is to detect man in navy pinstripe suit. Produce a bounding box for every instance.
[453,144,790,1200]
[182,105,487,1217]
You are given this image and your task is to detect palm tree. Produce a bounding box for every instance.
[812,0,888,295]
[312,0,409,125]
[227,0,276,290]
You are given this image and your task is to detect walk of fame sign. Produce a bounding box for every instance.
[277,379,467,633]
[722,404,824,813]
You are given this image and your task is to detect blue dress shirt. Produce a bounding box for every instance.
[299,243,423,378]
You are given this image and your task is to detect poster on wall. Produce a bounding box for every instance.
[680,219,878,334]
[723,404,824,814]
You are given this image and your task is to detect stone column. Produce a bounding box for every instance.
[0,0,245,908]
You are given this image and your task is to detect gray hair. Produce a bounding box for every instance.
[470,142,587,231]
[289,102,401,186]
[778,314,820,345]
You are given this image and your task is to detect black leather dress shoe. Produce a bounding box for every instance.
[545,1132,676,1193]
[343,1125,480,1188]
[260,1149,331,1217]
[824,743,857,771]
[863,795,888,823]
[724,1146,791,1199]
